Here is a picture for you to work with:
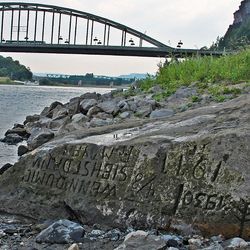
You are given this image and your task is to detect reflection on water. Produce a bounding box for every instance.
[0,84,112,166]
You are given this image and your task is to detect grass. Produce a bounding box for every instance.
[0,77,12,84]
[138,48,250,102]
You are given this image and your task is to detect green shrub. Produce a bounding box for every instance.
[140,49,250,93]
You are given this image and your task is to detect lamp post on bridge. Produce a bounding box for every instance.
[177,40,183,48]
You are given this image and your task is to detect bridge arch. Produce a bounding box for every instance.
[0,3,171,49]
[0,2,223,57]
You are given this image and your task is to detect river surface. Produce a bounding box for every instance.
[0,84,112,167]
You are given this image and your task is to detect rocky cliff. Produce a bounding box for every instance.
[220,0,250,49]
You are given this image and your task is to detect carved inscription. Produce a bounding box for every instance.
[181,190,229,211]
[22,145,139,200]
[163,144,209,180]
[163,143,231,185]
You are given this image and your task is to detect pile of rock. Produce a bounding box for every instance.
[0,216,249,249]
[1,89,177,154]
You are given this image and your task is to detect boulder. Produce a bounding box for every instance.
[52,106,68,119]
[119,112,132,119]
[48,116,69,130]
[80,92,100,100]
[97,100,120,115]
[24,114,40,125]
[89,117,114,127]
[1,133,24,144]
[80,99,98,113]
[17,145,29,156]
[94,112,113,120]
[68,243,80,250]
[66,97,81,115]
[222,237,248,249]
[40,101,64,118]
[72,113,89,124]
[27,129,54,150]
[114,231,167,250]
[87,106,102,118]
[150,109,174,119]
[118,100,130,112]
[5,127,29,138]
[0,95,249,240]
[135,105,152,118]
[35,219,85,244]
[127,100,138,112]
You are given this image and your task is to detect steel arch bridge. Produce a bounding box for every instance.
[0,2,223,57]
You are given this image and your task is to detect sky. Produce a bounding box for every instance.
[0,0,242,76]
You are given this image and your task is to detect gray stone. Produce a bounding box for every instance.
[150,109,174,119]
[24,114,40,125]
[103,229,122,241]
[97,100,120,115]
[87,106,102,118]
[48,116,69,130]
[5,127,29,138]
[202,243,224,250]
[188,238,203,248]
[127,100,138,112]
[211,235,224,243]
[72,113,89,124]
[36,219,85,244]
[89,118,114,127]
[172,86,197,99]
[87,229,105,239]
[66,97,81,115]
[40,101,64,118]
[118,100,130,112]
[94,112,113,120]
[114,230,167,250]
[1,133,24,144]
[27,129,54,149]
[135,105,152,118]
[222,237,248,249]
[120,112,131,119]
[80,92,100,100]
[17,145,29,156]
[80,99,98,113]
[52,106,68,119]
[68,243,80,250]
[0,230,6,238]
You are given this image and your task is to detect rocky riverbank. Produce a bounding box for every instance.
[0,83,250,249]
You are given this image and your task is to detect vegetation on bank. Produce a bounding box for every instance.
[137,49,250,102]
[0,56,32,80]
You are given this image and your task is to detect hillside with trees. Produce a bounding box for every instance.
[215,0,250,50]
[0,55,32,80]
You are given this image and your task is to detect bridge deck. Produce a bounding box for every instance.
[0,43,223,57]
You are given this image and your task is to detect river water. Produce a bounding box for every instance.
[0,84,112,167]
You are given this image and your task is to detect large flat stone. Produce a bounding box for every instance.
[0,95,249,239]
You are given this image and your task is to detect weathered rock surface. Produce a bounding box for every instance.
[0,94,249,242]
[114,230,167,250]
[35,219,85,244]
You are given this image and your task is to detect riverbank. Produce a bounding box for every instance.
[0,80,249,249]
[0,50,250,249]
